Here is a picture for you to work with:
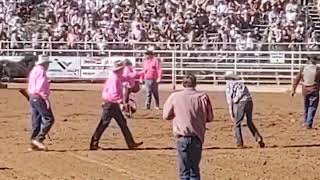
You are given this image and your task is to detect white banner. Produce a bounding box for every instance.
[270,54,285,64]
[0,56,24,62]
[80,57,136,79]
[48,56,81,78]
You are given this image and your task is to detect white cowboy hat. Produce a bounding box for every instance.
[224,71,240,80]
[36,55,51,65]
[145,46,155,55]
[111,60,124,72]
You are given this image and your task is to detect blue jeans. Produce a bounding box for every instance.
[29,95,55,142]
[144,79,159,108]
[177,136,202,180]
[304,91,319,128]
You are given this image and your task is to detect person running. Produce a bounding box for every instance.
[90,60,143,150]
[224,71,265,148]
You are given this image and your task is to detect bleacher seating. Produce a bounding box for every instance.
[0,0,315,53]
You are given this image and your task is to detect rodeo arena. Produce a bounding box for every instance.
[3,0,320,179]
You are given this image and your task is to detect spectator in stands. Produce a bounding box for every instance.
[67,26,79,49]
[93,28,107,53]
[285,0,299,22]
[246,32,254,50]
[0,0,311,52]
[10,29,20,49]
[236,33,247,51]
[217,0,228,16]
[32,31,40,49]
[307,31,318,50]
[268,6,279,25]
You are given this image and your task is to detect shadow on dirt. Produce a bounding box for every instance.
[41,143,320,153]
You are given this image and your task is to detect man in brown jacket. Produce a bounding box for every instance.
[292,54,320,129]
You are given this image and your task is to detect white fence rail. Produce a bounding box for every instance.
[1,49,317,89]
[0,40,319,53]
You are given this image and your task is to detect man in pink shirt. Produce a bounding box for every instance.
[27,55,54,151]
[122,58,141,117]
[163,74,214,180]
[90,60,143,150]
[141,46,162,110]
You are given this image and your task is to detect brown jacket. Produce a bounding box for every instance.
[292,64,320,96]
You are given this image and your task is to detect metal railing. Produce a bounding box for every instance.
[1,40,319,55]
[0,48,318,88]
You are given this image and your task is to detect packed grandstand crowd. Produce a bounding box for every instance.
[0,0,317,52]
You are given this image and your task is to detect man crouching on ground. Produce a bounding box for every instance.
[224,71,265,148]
[163,74,214,180]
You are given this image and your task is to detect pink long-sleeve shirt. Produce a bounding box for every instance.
[163,88,214,143]
[141,57,162,81]
[102,71,134,103]
[122,65,140,88]
[27,65,50,100]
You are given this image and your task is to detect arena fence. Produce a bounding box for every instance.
[1,41,319,52]
[0,48,318,89]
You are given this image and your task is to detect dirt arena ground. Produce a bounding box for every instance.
[1,85,320,180]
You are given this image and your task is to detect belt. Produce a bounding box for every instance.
[29,93,42,98]
[177,135,195,138]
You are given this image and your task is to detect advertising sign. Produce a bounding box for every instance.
[270,53,285,64]
[47,56,81,78]
[80,57,136,79]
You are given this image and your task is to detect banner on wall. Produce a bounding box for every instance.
[0,56,24,62]
[80,57,136,79]
[47,56,81,78]
[270,53,285,64]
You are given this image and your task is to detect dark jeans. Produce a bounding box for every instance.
[124,86,132,104]
[91,102,136,148]
[177,136,202,180]
[29,95,55,142]
[144,79,159,108]
[304,91,319,128]
[233,100,262,146]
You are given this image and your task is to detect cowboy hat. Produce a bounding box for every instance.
[122,58,132,66]
[223,71,241,80]
[36,55,51,65]
[111,60,124,72]
[145,46,155,55]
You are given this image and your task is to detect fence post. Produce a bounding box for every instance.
[234,52,237,73]
[298,44,302,65]
[180,42,183,76]
[172,51,176,90]
[291,51,294,85]
[91,41,94,57]
[49,39,52,56]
